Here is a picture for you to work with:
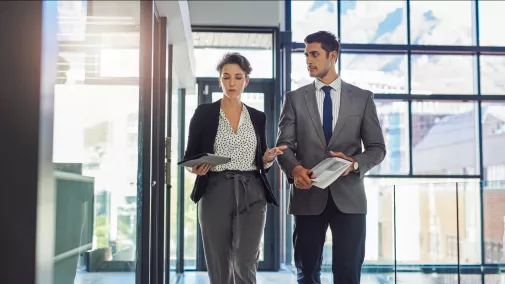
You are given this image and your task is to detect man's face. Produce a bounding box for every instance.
[304,42,336,78]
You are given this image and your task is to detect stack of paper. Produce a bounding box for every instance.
[311,157,352,189]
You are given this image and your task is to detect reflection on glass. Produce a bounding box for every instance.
[340,1,407,44]
[410,1,474,45]
[291,0,338,43]
[368,101,409,175]
[53,1,140,283]
[412,101,478,175]
[479,1,505,46]
[340,54,408,94]
[411,55,476,95]
[480,56,505,95]
[482,103,505,265]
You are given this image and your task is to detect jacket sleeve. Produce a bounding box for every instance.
[183,105,203,161]
[275,93,299,183]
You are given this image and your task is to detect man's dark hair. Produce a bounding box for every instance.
[304,31,341,59]
[216,52,253,77]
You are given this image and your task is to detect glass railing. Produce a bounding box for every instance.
[312,178,505,284]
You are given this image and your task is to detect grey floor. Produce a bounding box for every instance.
[74,270,504,283]
[74,271,391,284]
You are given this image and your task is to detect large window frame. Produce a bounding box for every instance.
[285,0,505,282]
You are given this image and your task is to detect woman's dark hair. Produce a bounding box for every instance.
[216,52,252,77]
[304,31,341,59]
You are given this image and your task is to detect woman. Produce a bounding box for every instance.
[183,52,285,284]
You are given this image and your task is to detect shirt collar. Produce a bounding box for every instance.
[314,76,342,92]
[219,104,248,117]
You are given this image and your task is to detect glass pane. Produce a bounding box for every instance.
[412,101,479,175]
[479,1,505,46]
[169,65,180,277]
[291,53,313,91]
[184,89,199,269]
[192,32,273,79]
[410,1,474,45]
[54,1,140,283]
[369,100,410,175]
[340,54,408,94]
[291,0,338,43]
[212,92,265,112]
[340,1,407,44]
[394,178,479,283]
[411,55,477,95]
[482,102,505,265]
[480,56,505,95]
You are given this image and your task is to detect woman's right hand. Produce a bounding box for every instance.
[192,164,212,176]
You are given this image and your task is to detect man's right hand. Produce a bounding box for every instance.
[192,164,211,176]
[291,165,316,190]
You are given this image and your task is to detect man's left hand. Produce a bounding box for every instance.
[330,151,356,176]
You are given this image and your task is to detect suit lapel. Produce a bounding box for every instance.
[206,100,221,153]
[328,81,353,146]
[303,84,326,147]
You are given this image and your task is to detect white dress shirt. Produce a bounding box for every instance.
[314,77,342,129]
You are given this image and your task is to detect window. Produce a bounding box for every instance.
[479,1,505,46]
[340,1,407,44]
[192,32,273,79]
[412,101,479,175]
[410,55,477,95]
[369,100,410,175]
[290,0,338,43]
[409,1,474,46]
[480,56,505,95]
[340,54,408,94]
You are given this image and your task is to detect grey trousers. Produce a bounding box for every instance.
[198,170,267,284]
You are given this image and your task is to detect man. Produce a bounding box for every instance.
[276,31,386,284]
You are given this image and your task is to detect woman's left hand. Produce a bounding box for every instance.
[263,145,288,163]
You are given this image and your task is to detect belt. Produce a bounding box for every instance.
[214,170,258,249]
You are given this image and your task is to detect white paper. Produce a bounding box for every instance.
[311,157,352,189]
[178,153,231,167]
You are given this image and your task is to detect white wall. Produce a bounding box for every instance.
[188,0,285,30]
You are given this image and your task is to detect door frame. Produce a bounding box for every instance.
[194,77,279,271]
[138,1,168,284]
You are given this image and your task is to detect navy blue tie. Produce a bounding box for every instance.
[322,86,333,143]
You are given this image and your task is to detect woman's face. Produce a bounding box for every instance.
[219,63,249,100]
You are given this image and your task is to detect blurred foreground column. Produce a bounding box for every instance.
[0,1,58,284]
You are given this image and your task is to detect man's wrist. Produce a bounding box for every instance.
[351,157,359,172]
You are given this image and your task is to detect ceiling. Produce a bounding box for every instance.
[192,32,273,49]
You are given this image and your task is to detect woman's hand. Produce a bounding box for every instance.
[263,145,288,163]
[192,164,212,176]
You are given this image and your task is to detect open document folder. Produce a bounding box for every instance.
[177,153,231,167]
[311,157,353,189]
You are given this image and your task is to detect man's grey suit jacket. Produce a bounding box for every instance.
[276,80,386,215]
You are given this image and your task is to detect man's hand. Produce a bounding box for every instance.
[330,151,355,176]
[291,165,317,190]
[192,164,212,176]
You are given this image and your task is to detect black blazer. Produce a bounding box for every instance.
[183,99,279,207]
